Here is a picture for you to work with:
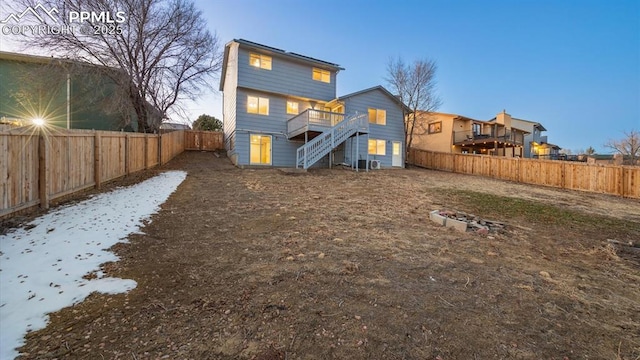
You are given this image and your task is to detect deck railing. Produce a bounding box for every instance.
[287,109,345,136]
[454,129,524,144]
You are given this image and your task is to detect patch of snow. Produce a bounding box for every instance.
[0,171,187,360]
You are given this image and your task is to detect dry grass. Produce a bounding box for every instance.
[16,152,640,360]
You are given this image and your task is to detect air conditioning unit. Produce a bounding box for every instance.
[370,159,381,170]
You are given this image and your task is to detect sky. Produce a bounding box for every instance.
[188,0,640,153]
[0,0,638,153]
[0,171,186,360]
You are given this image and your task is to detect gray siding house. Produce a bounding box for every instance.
[220,39,406,169]
[511,118,560,159]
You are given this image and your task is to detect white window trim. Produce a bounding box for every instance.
[368,138,386,156]
[249,53,272,70]
[312,68,330,83]
[249,134,272,165]
[286,101,299,115]
[368,108,386,125]
[248,96,269,115]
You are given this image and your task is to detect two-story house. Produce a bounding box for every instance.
[220,39,407,169]
[412,110,530,157]
[510,118,561,159]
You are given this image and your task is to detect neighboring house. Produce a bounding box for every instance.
[0,51,150,132]
[220,39,407,169]
[160,122,191,130]
[510,117,561,159]
[587,154,636,166]
[412,110,529,157]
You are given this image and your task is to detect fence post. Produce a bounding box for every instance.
[561,161,566,189]
[38,132,49,209]
[94,131,101,189]
[125,134,130,175]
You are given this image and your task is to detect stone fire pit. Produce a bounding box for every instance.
[430,210,506,235]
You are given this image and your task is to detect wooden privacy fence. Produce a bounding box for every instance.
[1,129,223,217]
[184,130,223,151]
[408,148,640,199]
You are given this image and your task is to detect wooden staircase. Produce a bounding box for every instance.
[295,112,368,169]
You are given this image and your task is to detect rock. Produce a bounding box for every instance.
[539,271,551,279]
[287,216,296,221]
[285,256,294,261]
[476,227,489,235]
[317,252,325,259]
[354,315,361,320]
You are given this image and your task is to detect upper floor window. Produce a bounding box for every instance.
[286,101,299,115]
[248,96,269,115]
[250,53,272,70]
[428,121,442,134]
[312,68,330,83]
[368,108,386,125]
[368,139,386,155]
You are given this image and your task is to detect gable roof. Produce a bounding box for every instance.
[219,39,343,91]
[338,85,411,112]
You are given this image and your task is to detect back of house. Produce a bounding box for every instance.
[220,39,406,169]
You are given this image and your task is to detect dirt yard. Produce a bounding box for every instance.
[14,151,640,359]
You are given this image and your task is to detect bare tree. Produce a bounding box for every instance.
[11,0,222,132]
[385,57,442,155]
[585,146,596,155]
[604,130,640,165]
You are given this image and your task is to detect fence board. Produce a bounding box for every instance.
[47,135,96,199]
[147,136,159,168]
[624,167,640,198]
[101,134,126,182]
[161,130,185,164]
[0,134,40,216]
[408,148,639,199]
[127,135,147,173]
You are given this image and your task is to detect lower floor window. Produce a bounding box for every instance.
[368,139,386,155]
[250,134,271,164]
